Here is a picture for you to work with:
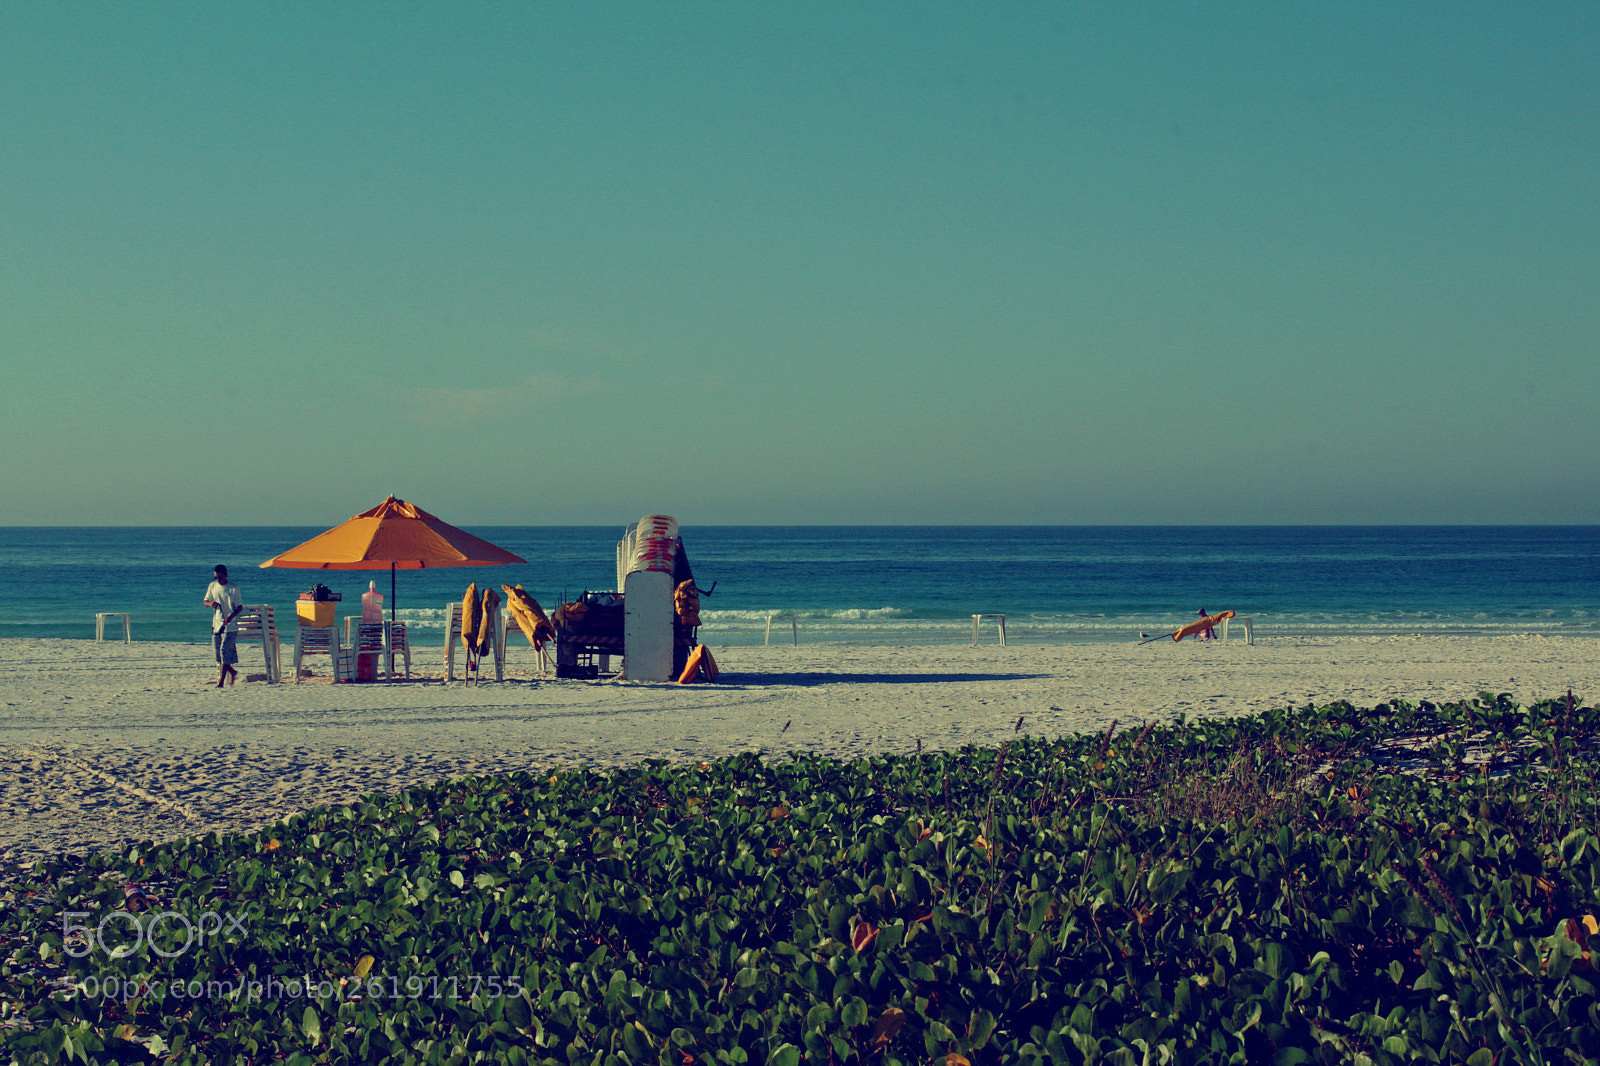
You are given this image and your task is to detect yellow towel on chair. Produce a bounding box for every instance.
[502,584,557,649]
[461,583,482,659]
[476,587,499,656]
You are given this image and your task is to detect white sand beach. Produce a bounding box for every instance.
[2,633,1597,865]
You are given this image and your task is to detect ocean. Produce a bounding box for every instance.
[1,526,1597,648]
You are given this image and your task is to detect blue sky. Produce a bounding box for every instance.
[4,2,1597,525]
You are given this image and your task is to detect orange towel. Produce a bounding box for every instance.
[476,587,500,656]
[674,580,701,628]
[502,584,557,649]
[461,583,482,658]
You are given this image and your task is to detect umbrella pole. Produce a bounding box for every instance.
[390,563,397,627]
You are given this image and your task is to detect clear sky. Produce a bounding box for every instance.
[4,2,1597,526]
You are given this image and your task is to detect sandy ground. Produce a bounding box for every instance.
[2,633,1596,865]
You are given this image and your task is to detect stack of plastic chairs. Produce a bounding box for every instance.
[293,624,353,683]
[233,605,281,683]
[345,618,389,679]
[631,515,678,574]
[617,515,678,589]
[442,602,464,681]
[388,621,411,678]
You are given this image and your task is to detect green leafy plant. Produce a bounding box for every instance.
[3,694,1599,1064]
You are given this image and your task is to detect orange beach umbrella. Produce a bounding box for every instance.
[260,496,525,624]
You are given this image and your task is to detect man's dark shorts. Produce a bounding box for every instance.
[214,630,238,666]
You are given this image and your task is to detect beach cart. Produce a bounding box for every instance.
[553,516,704,680]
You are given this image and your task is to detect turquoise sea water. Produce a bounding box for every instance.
[0,526,1597,647]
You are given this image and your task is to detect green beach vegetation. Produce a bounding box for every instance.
[4,694,1599,1064]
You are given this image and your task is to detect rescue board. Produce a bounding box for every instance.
[623,569,675,681]
[1138,609,1235,645]
[1173,610,1234,642]
[678,644,719,684]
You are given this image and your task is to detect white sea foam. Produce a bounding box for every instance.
[699,607,910,623]
[383,600,1600,645]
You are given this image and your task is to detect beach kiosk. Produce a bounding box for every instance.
[552,516,702,681]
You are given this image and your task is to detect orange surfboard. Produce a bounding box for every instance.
[1173,610,1234,642]
[678,644,719,684]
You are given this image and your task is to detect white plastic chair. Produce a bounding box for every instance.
[340,617,409,679]
[293,625,354,682]
[447,600,494,683]
[1222,616,1255,645]
[233,605,280,683]
[497,604,552,679]
[388,621,411,679]
[443,602,468,681]
[971,614,1007,646]
[94,613,131,643]
[345,618,388,680]
[765,614,798,646]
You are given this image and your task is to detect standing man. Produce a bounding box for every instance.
[204,564,243,687]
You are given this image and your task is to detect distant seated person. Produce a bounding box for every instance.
[1196,607,1216,640]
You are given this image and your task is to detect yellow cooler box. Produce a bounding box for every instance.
[297,601,336,627]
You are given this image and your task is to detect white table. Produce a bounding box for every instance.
[971,614,1006,646]
[765,614,798,646]
[95,613,131,643]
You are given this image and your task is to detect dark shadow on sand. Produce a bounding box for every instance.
[722,672,1053,687]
